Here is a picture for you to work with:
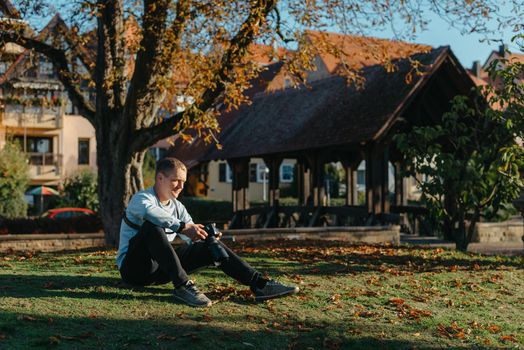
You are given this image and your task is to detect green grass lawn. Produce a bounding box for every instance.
[1,240,523,350]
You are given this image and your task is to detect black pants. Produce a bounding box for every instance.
[119,221,261,289]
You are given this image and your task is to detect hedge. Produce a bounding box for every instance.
[179,197,233,227]
[0,215,103,235]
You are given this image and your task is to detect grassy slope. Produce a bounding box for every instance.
[0,240,523,350]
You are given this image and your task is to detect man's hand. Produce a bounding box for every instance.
[181,223,208,242]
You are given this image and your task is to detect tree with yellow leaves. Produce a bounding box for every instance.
[0,0,521,244]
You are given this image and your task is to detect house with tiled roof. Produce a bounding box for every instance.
[0,10,97,188]
[468,44,524,88]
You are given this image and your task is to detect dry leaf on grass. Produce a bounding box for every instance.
[499,335,518,343]
[487,324,501,334]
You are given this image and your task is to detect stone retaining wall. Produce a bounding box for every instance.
[473,220,523,243]
[0,233,106,252]
[224,226,401,244]
[0,226,400,252]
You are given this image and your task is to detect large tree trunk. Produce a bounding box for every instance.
[96,123,146,247]
[454,211,468,252]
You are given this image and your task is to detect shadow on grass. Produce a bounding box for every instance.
[0,270,269,306]
[0,273,174,301]
[0,311,490,350]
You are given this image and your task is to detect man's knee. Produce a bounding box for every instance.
[141,220,165,235]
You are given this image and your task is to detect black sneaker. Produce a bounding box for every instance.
[253,280,299,301]
[173,280,212,307]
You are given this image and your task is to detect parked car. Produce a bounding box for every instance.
[41,207,96,219]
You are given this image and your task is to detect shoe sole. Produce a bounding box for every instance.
[255,287,299,302]
[173,294,212,308]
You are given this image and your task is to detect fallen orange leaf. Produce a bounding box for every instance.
[499,335,517,343]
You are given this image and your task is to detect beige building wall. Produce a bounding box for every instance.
[60,115,97,178]
[206,157,296,202]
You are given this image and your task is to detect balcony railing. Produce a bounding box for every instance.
[1,104,63,129]
[27,152,62,177]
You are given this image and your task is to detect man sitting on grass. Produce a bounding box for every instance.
[116,157,299,307]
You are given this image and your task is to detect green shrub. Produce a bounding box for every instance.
[0,140,30,218]
[58,170,99,211]
[142,151,156,188]
[179,197,233,226]
[0,216,103,234]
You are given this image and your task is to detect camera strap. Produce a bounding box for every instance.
[122,210,141,230]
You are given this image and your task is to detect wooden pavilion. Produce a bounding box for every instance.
[172,46,478,229]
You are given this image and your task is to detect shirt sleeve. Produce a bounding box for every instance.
[176,201,194,224]
[126,192,184,232]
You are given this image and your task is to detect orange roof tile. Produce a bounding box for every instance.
[467,72,488,86]
[247,43,290,65]
[305,30,432,73]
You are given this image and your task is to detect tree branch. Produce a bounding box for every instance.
[0,31,96,123]
[124,0,190,129]
[130,0,277,152]
[95,0,126,114]
[272,6,293,43]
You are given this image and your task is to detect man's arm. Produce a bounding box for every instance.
[127,192,184,232]
[175,201,208,241]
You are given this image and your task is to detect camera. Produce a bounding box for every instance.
[203,223,229,266]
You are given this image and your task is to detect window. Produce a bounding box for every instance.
[357,170,366,185]
[218,163,232,183]
[78,139,90,165]
[13,136,52,153]
[256,163,268,183]
[249,163,258,182]
[149,147,166,161]
[39,60,54,76]
[280,163,294,183]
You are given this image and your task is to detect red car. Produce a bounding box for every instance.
[42,207,96,219]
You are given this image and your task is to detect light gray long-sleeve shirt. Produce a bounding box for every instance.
[116,187,193,269]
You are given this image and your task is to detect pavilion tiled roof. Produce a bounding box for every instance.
[201,46,458,161]
[169,38,447,167]
[166,61,285,168]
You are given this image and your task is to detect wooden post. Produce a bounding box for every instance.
[342,156,361,206]
[308,154,325,207]
[228,158,250,213]
[263,156,283,207]
[297,162,304,205]
[394,161,403,206]
[365,145,390,214]
[344,164,351,206]
[297,162,311,206]
[381,149,390,213]
[351,167,358,205]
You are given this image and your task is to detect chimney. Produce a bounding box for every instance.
[472,60,481,78]
[499,44,508,57]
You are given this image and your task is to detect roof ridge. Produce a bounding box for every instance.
[0,13,94,84]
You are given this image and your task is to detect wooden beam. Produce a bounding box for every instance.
[228,158,250,212]
[365,144,390,214]
[263,156,283,207]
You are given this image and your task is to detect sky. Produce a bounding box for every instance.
[22,1,522,72]
[382,14,520,69]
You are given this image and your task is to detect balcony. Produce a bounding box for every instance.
[1,104,63,129]
[27,152,63,183]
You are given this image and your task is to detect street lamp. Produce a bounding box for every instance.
[262,166,269,202]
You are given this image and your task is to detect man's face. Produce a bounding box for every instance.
[156,168,187,199]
